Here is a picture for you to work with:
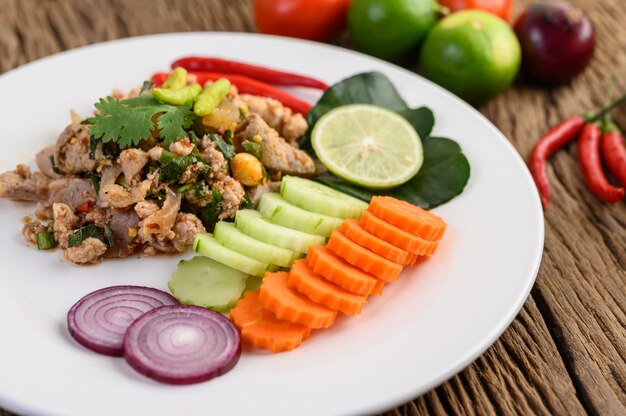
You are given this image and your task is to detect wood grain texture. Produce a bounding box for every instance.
[0,0,624,415]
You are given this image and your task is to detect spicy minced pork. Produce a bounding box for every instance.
[0,81,315,264]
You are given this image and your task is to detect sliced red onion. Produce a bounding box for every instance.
[67,286,178,356]
[123,305,241,385]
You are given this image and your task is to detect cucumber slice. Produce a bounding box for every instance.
[168,256,248,312]
[258,192,344,237]
[235,210,325,253]
[280,176,368,219]
[214,221,298,267]
[193,233,273,277]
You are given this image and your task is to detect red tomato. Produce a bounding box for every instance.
[438,0,514,22]
[255,0,351,42]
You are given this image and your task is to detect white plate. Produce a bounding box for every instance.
[0,33,543,416]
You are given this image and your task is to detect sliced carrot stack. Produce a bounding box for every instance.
[230,291,310,353]
[339,219,409,264]
[368,196,447,241]
[405,252,420,266]
[326,230,403,282]
[360,211,438,256]
[307,245,377,296]
[288,259,366,315]
[370,279,385,296]
[259,271,337,329]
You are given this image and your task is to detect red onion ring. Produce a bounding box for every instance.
[123,305,241,385]
[67,286,178,356]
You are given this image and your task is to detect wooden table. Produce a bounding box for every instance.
[1,0,624,414]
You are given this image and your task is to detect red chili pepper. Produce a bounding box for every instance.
[75,200,95,214]
[529,115,586,209]
[578,123,624,202]
[151,71,312,116]
[528,93,626,209]
[601,122,626,188]
[171,56,329,90]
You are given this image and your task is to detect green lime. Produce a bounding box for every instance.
[420,10,521,103]
[348,0,438,62]
[311,105,423,189]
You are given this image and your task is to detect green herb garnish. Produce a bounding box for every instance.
[242,193,255,209]
[139,80,154,94]
[49,155,61,174]
[90,174,101,194]
[224,129,234,144]
[67,224,108,248]
[210,134,236,159]
[241,140,262,159]
[159,150,206,183]
[103,224,115,247]
[36,232,56,250]
[198,189,222,229]
[88,136,98,160]
[83,93,194,149]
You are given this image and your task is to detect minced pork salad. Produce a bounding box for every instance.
[0,74,316,265]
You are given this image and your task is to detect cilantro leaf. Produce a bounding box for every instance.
[84,93,194,149]
[158,104,195,146]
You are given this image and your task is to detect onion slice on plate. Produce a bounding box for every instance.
[67,285,178,356]
[123,305,241,384]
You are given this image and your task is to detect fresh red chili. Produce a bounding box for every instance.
[171,56,329,90]
[601,122,626,188]
[578,122,624,203]
[529,115,586,209]
[528,93,626,209]
[150,71,312,116]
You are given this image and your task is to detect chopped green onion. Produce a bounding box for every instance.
[177,183,195,194]
[89,137,98,160]
[90,174,101,194]
[49,155,61,174]
[103,224,115,247]
[140,80,154,94]
[37,232,56,250]
[241,141,261,159]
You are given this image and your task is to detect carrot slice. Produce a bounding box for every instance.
[307,245,377,296]
[326,231,403,282]
[371,279,385,296]
[230,291,310,353]
[405,252,420,266]
[359,211,438,256]
[259,272,337,329]
[368,196,447,241]
[340,219,409,264]
[288,260,366,315]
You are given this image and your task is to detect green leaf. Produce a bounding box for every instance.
[241,140,262,159]
[198,189,222,229]
[398,107,435,141]
[160,154,201,183]
[316,137,470,209]
[210,134,236,159]
[158,103,194,146]
[300,72,435,152]
[84,93,194,149]
[301,71,470,208]
[67,224,106,248]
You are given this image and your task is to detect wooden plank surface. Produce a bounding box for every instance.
[0,0,624,415]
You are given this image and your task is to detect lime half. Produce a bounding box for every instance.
[311,104,423,189]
